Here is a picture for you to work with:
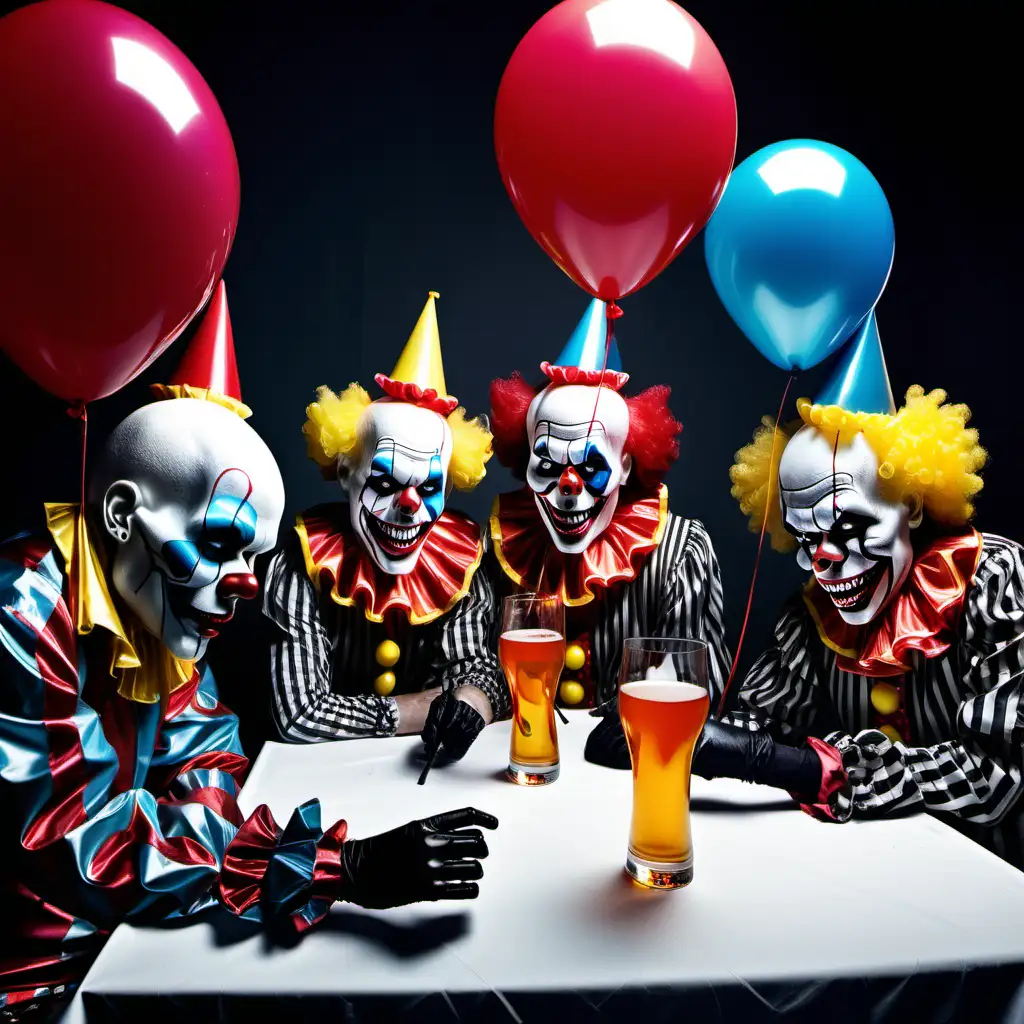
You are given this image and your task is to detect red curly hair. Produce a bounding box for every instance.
[489,373,681,491]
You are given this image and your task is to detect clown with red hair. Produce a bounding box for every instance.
[489,299,731,717]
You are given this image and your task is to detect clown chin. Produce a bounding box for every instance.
[536,493,616,555]
[819,561,892,626]
[360,507,431,575]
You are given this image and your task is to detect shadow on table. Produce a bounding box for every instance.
[690,795,798,813]
[140,906,469,960]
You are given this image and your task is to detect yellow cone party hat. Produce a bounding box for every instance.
[374,291,458,415]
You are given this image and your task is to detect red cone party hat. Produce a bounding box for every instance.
[150,280,251,419]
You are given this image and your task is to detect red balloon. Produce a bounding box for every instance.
[495,0,737,301]
[0,0,240,403]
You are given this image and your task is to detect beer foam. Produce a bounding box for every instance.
[500,629,564,642]
[619,681,707,703]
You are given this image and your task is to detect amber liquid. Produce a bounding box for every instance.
[619,681,709,865]
[499,629,565,770]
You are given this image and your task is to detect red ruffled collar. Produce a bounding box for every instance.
[490,485,668,606]
[296,504,483,625]
[804,528,983,678]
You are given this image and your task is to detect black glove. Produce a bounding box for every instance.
[341,807,498,909]
[422,689,486,762]
[583,702,631,770]
[584,708,823,801]
[693,719,822,799]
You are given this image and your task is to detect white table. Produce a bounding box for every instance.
[64,712,1024,1023]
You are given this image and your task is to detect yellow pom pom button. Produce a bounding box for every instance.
[375,640,400,667]
[374,671,396,696]
[880,724,902,745]
[564,644,586,671]
[870,682,900,716]
[559,680,585,705]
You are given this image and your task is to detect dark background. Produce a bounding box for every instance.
[0,0,1017,754]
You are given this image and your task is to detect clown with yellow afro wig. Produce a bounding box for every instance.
[262,291,510,763]
[683,314,1024,870]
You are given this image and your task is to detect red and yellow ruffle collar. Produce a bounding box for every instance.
[296,503,483,625]
[490,485,668,607]
[804,528,983,678]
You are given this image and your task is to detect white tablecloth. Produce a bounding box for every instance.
[64,712,1024,1023]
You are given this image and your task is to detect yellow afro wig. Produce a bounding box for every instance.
[730,386,987,554]
[302,384,492,491]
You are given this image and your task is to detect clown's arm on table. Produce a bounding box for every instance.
[263,529,414,740]
[722,539,1024,824]
[421,533,509,760]
[0,550,495,944]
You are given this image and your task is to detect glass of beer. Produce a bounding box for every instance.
[499,593,565,785]
[618,638,710,889]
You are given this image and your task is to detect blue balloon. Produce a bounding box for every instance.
[704,140,894,371]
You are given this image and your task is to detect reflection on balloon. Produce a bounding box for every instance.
[705,139,894,372]
[586,0,696,68]
[112,37,200,135]
[755,147,847,198]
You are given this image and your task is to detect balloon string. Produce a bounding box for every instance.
[587,300,623,433]
[716,373,795,718]
[66,401,88,629]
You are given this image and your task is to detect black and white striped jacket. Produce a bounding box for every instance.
[263,515,509,741]
[729,532,1024,868]
[489,509,733,709]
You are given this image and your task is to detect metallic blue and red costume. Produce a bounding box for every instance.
[0,526,348,1010]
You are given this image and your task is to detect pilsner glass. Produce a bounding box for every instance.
[618,638,710,889]
[499,594,565,785]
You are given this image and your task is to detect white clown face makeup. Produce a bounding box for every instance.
[526,384,632,554]
[94,400,285,661]
[344,401,453,575]
[779,426,915,626]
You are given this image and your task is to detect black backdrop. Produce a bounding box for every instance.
[0,0,1017,754]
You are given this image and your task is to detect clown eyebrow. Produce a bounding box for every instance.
[372,436,439,460]
[535,419,608,440]
[780,472,856,509]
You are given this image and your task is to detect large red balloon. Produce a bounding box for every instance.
[495,0,737,300]
[0,0,240,403]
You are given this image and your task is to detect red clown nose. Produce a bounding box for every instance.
[218,572,259,601]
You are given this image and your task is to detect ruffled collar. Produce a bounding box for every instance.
[44,503,194,704]
[295,503,483,625]
[804,528,983,678]
[490,485,668,606]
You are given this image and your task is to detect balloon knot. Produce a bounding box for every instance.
[67,401,87,421]
[606,302,624,320]
[428,291,440,300]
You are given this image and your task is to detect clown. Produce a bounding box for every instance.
[698,314,1024,868]
[0,285,496,1022]
[264,292,506,759]
[489,298,731,712]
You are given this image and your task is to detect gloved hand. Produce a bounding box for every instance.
[583,702,631,770]
[341,807,498,909]
[584,707,823,801]
[692,719,822,799]
[422,689,486,762]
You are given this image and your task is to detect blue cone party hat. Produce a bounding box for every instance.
[814,310,895,414]
[552,297,623,373]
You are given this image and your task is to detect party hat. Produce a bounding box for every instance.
[541,297,629,390]
[814,310,895,415]
[375,291,458,415]
[150,280,252,419]
[553,297,623,373]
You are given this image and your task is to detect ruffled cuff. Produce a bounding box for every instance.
[217,799,349,933]
[795,736,852,823]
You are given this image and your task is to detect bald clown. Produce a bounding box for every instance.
[0,288,496,1021]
